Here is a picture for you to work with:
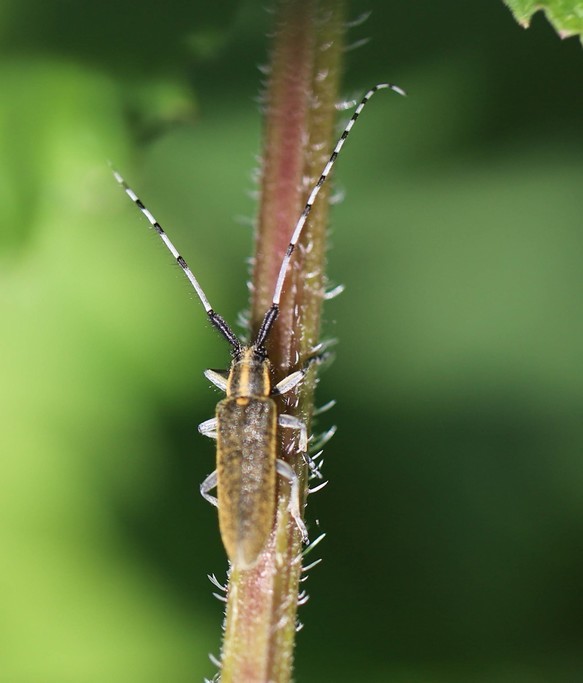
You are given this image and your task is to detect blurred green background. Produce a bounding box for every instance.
[1,1,582,681]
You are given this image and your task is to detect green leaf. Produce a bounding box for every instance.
[503,0,583,43]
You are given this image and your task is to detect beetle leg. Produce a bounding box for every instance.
[200,470,218,507]
[204,369,229,392]
[276,459,308,543]
[278,414,323,478]
[278,414,308,451]
[303,452,323,479]
[272,370,305,396]
[271,350,334,397]
[198,417,218,439]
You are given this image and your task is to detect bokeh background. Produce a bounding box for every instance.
[1,1,582,681]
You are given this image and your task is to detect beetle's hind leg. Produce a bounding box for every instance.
[200,470,218,507]
[276,459,308,543]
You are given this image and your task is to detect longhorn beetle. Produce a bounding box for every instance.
[114,82,405,570]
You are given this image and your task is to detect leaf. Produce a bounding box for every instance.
[503,0,583,44]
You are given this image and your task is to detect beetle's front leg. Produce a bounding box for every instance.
[204,369,228,392]
[271,348,334,397]
[276,459,308,543]
[200,469,218,507]
[272,370,305,396]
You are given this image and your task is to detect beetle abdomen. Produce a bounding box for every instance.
[216,396,277,569]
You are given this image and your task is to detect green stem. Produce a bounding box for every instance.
[219,1,345,681]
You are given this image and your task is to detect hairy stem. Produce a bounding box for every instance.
[219,1,345,681]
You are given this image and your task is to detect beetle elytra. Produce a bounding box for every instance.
[114,82,405,569]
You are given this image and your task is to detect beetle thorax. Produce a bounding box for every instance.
[226,346,271,398]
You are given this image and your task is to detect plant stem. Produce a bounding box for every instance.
[219,1,345,681]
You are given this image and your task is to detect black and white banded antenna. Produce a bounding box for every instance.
[254,82,406,348]
[112,169,242,356]
[113,82,405,355]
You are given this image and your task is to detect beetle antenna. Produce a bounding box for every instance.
[113,169,242,355]
[254,82,406,348]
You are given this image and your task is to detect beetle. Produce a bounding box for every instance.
[114,82,405,569]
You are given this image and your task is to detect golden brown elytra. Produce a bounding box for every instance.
[216,351,283,568]
[114,84,406,569]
